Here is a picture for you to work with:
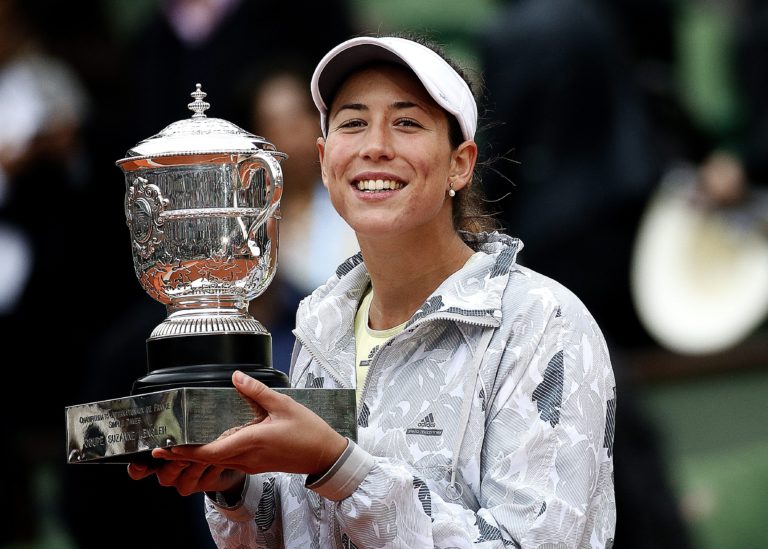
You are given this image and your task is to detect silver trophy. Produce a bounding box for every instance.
[116,83,289,392]
[65,85,355,463]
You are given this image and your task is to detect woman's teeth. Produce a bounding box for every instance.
[356,179,404,191]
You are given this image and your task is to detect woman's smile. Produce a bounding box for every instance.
[351,171,407,199]
[353,179,405,192]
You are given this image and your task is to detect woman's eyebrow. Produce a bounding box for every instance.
[334,102,367,114]
[392,101,419,110]
[333,100,423,117]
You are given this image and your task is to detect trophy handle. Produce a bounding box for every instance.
[243,150,283,243]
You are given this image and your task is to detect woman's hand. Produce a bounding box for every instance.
[127,371,348,493]
[127,460,246,498]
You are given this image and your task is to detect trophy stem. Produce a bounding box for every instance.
[167,294,248,315]
[150,308,269,340]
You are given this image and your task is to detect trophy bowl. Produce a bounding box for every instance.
[116,84,289,392]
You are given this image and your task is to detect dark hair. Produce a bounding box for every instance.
[393,34,500,237]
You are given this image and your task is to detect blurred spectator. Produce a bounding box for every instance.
[479,0,659,349]
[738,1,768,187]
[479,1,693,547]
[26,0,142,317]
[0,0,90,544]
[696,0,768,202]
[248,61,359,297]
[628,0,768,354]
[242,61,360,374]
[125,0,354,137]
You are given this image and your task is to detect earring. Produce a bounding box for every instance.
[448,183,456,197]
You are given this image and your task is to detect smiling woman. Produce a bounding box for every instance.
[128,35,618,549]
[319,64,473,243]
[315,35,493,238]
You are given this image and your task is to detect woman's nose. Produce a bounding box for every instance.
[359,123,394,160]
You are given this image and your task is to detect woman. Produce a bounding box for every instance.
[129,36,617,548]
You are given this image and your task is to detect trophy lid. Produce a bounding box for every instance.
[117,84,283,167]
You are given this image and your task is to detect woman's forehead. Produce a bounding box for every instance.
[329,63,438,113]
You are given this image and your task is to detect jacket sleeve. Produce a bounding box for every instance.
[322,308,616,548]
[205,473,285,549]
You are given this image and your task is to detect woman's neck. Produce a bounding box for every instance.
[358,228,474,330]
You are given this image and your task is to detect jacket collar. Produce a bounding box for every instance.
[293,232,523,383]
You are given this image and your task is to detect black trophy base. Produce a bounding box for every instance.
[132,364,290,394]
[132,332,289,394]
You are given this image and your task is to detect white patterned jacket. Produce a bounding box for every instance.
[205,233,616,548]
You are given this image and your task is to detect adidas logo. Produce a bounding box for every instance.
[417,413,436,428]
[407,412,442,436]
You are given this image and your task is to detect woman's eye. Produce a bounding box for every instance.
[396,118,423,128]
[338,119,366,129]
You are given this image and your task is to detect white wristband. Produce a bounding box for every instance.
[305,438,374,501]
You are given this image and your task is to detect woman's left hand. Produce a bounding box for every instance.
[150,371,349,477]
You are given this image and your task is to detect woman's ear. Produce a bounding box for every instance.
[316,137,328,189]
[449,140,478,192]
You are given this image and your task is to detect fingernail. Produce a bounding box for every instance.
[132,463,146,472]
[233,370,246,385]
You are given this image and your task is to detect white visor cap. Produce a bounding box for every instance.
[311,36,477,141]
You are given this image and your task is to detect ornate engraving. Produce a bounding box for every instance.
[126,176,168,259]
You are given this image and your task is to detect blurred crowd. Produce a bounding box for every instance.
[2,0,766,547]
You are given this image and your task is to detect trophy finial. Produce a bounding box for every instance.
[188,83,210,118]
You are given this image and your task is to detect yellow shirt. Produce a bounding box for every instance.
[353,286,407,405]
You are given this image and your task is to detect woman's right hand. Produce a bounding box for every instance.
[127,459,246,498]
[125,370,347,497]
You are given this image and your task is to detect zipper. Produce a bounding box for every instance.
[358,311,501,409]
[407,311,500,332]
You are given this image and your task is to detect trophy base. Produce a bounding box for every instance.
[146,332,273,370]
[66,387,357,464]
[133,364,289,394]
[135,331,290,393]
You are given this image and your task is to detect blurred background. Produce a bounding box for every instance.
[1,0,766,547]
